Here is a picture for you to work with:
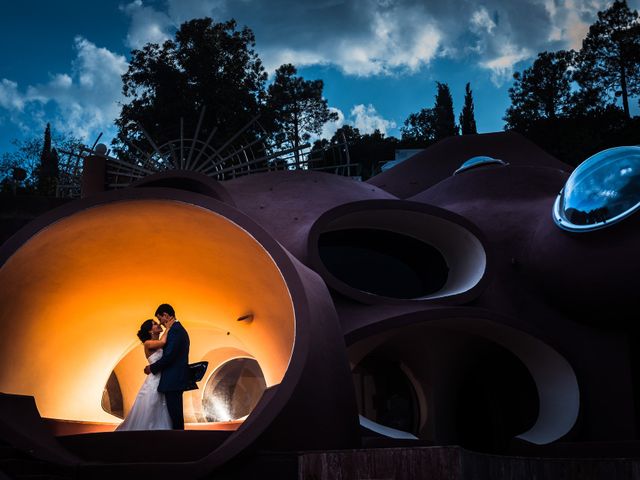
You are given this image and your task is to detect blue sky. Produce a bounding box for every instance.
[0,0,637,154]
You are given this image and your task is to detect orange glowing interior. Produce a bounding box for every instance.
[0,200,295,424]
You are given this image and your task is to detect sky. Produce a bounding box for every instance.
[0,0,638,155]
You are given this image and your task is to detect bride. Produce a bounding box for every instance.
[115,319,173,431]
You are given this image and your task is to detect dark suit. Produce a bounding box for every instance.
[149,321,190,429]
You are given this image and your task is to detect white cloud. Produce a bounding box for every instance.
[471,7,497,34]
[350,104,396,135]
[321,107,345,139]
[0,79,25,111]
[116,0,637,84]
[481,44,532,85]
[263,8,442,76]
[120,0,174,50]
[0,37,127,143]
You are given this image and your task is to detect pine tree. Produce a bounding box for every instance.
[574,0,640,118]
[265,64,338,165]
[459,83,478,135]
[504,51,574,131]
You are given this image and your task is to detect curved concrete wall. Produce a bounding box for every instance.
[0,199,295,423]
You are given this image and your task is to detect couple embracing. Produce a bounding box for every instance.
[116,303,190,431]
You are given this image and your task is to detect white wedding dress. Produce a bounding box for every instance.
[115,348,173,431]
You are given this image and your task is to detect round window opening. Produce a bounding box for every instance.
[202,358,267,422]
[318,228,449,299]
[554,146,640,231]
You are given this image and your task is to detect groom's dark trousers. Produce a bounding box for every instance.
[164,391,184,430]
[149,321,190,430]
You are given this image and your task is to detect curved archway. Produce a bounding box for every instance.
[348,312,579,446]
[0,198,294,424]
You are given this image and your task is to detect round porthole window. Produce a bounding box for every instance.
[202,358,267,422]
[553,146,640,231]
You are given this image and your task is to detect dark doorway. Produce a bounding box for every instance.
[353,354,420,435]
[454,345,539,453]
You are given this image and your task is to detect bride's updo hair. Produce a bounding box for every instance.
[137,319,155,343]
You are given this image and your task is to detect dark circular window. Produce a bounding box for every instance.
[453,156,507,175]
[202,358,267,422]
[554,146,640,231]
[318,228,449,299]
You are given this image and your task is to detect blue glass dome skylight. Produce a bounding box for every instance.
[553,146,640,231]
[453,156,507,175]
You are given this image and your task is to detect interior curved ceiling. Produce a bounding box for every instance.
[0,200,295,423]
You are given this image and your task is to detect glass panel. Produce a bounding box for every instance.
[453,156,507,175]
[555,146,640,231]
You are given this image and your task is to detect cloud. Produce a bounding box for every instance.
[350,104,396,135]
[0,37,127,142]
[118,0,631,82]
[0,80,25,111]
[481,44,532,86]
[321,107,345,139]
[120,0,174,50]
[471,7,497,34]
[542,0,615,49]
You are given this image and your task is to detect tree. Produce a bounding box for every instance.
[36,123,59,196]
[402,82,459,144]
[0,129,81,194]
[574,0,640,118]
[504,50,574,130]
[265,64,338,165]
[114,18,268,165]
[433,82,458,140]
[331,124,362,145]
[308,125,361,173]
[459,83,478,135]
[401,108,436,144]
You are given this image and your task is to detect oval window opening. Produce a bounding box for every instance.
[202,358,267,422]
[318,228,449,299]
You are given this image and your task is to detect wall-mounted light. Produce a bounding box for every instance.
[237,313,254,323]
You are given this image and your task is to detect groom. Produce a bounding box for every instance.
[144,303,190,430]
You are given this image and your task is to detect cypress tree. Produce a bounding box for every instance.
[459,83,478,135]
[37,123,58,196]
[433,82,458,141]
